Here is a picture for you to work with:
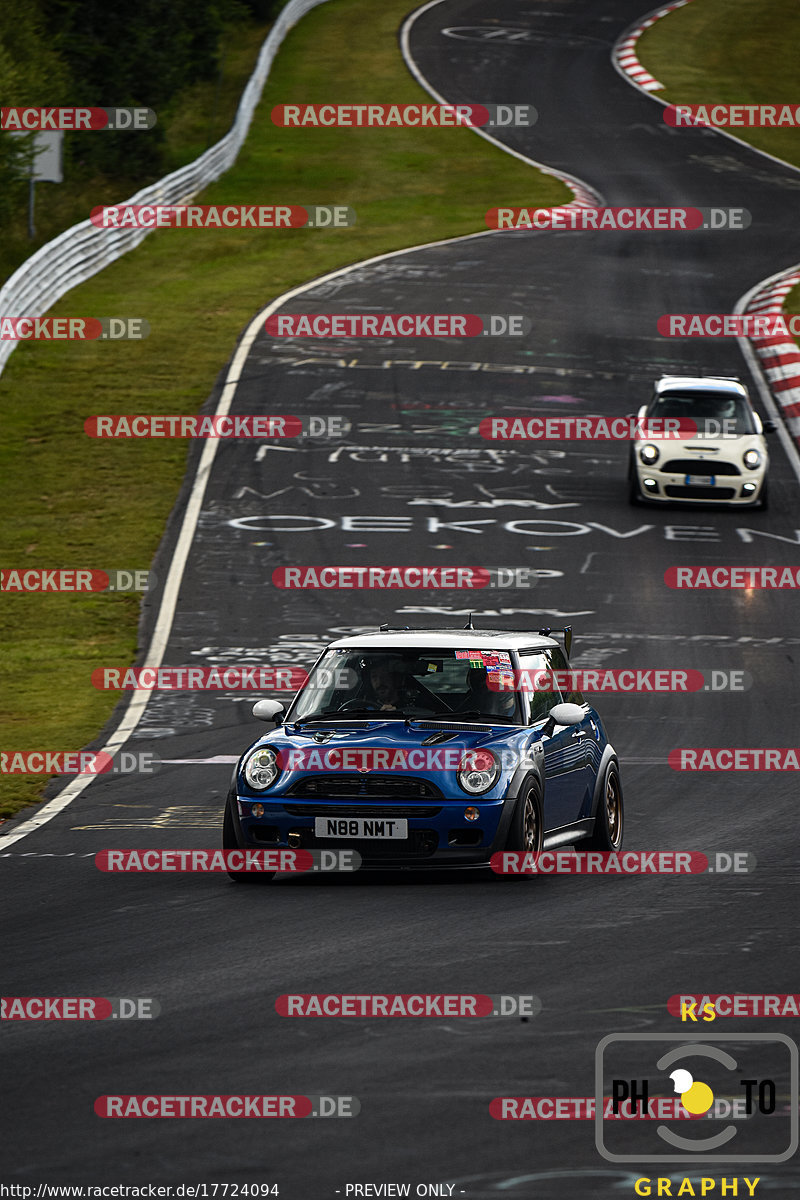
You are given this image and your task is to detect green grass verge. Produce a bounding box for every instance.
[0,0,569,820]
[0,15,275,285]
[637,0,800,316]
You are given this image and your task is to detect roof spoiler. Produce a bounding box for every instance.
[538,625,573,657]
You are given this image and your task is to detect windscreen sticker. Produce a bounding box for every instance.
[455,650,511,664]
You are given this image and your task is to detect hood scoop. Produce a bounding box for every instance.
[421,730,462,746]
[291,722,372,740]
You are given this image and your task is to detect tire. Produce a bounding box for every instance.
[505,778,544,856]
[222,789,275,883]
[582,761,624,851]
[755,479,769,511]
[627,471,642,506]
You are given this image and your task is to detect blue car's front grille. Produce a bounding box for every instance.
[285,774,443,801]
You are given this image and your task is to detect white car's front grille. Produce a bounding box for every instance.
[660,459,742,476]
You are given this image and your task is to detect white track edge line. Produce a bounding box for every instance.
[400,0,605,207]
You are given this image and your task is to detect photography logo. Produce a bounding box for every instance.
[595,1033,798,1163]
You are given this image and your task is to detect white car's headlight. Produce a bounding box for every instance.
[639,443,659,465]
[743,448,762,470]
[244,747,280,790]
[457,749,500,795]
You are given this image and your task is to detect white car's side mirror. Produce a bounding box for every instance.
[252,698,285,722]
[548,702,585,727]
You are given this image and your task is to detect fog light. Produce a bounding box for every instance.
[251,803,265,817]
[464,806,480,821]
[742,482,756,494]
[643,477,659,493]
[288,831,302,847]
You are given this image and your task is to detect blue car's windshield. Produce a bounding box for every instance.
[286,648,522,724]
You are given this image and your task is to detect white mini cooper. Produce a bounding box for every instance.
[628,375,773,509]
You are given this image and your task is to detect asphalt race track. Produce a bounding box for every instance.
[3,1,800,1195]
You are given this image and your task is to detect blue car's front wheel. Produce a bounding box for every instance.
[505,779,544,856]
[581,761,624,851]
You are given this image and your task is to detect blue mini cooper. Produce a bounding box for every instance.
[222,625,623,880]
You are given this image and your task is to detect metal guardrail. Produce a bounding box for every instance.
[0,0,330,377]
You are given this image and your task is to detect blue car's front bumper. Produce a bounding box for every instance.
[235,785,514,867]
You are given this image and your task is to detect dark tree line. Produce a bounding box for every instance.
[0,0,286,222]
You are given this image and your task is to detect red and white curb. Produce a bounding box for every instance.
[613,0,693,93]
[614,3,800,466]
[743,267,800,446]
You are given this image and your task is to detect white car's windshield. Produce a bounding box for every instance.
[649,390,756,435]
[287,648,522,723]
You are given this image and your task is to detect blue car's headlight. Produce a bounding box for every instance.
[457,749,500,795]
[244,747,280,790]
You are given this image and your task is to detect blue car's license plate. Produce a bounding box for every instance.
[315,817,408,839]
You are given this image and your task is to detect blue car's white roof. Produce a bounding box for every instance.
[327,629,559,651]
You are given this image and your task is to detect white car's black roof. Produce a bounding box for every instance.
[327,629,560,651]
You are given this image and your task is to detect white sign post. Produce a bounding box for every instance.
[8,129,64,237]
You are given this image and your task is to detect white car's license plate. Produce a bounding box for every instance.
[315,816,408,839]
[685,474,715,485]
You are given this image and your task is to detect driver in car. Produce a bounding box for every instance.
[368,658,406,710]
[362,656,448,714]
